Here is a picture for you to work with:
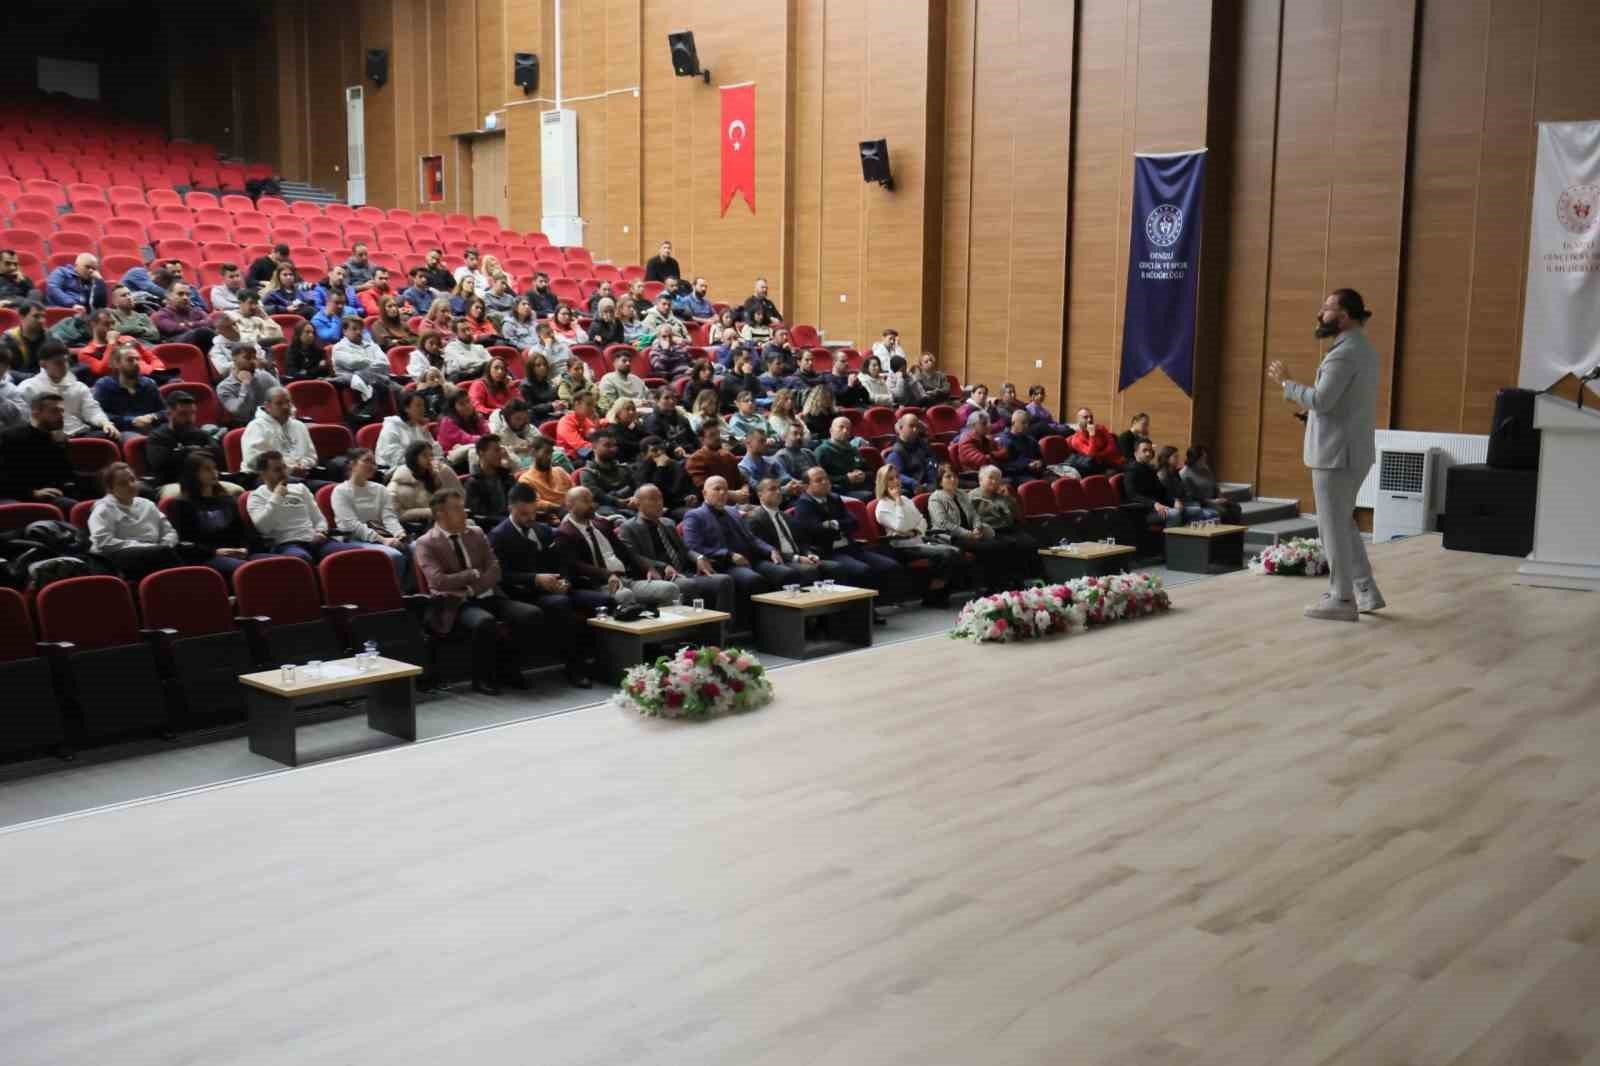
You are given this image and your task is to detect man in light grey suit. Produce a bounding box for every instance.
[1268,289,1386,622]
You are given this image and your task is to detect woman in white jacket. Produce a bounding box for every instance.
[374,390,444,471]
[872,464,963,605]
[89,462,184,579]
[330,448,412,587]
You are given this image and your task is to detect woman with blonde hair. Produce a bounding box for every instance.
[873,463,963,605]
[687,386,723,435]
[767,387,803,443]
[422,298,454,335]
[607,396,647,462]
[800,384,838,441]
[448,274,478,316]
[617,298,646,345]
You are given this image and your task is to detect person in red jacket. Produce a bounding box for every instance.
[1066,406,1124,473]
[555,392,601,457]
[953,411,1008,472]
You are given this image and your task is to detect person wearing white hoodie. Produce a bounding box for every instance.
[240,387,319,478]
[21,342,118,438]
[374,389,444,471]
[331,316,404,410]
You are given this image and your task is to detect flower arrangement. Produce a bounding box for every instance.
[615,645,774,719]
[949,572,1171,644]
[1249,537,1329,576]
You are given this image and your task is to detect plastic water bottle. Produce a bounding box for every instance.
[362,640,379,670]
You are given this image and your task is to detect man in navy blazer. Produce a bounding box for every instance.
[487,483,597,688]
[789,466,904,609]
[681,475,809,614]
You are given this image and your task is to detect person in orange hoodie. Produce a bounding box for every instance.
[74,309,168,380]
[555,392,600,458]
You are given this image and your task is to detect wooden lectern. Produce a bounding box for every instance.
[1514,393,1600,591]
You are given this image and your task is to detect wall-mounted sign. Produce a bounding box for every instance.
[420,154,444,204]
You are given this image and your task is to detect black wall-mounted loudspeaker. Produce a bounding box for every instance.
[859,139,894,189]
[668,31,710,83]
[366,49,388,88]
[514,52,540,94]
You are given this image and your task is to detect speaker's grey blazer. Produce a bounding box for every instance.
[1283,328,1379,471]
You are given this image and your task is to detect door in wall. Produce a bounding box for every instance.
[471,133,508,228]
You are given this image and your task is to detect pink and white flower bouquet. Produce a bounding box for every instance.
[615,645,774,719]
[1249,537,1328,576]
[949,572,1171,644]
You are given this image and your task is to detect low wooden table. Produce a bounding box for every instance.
[1164,522,1249,573]
[749,584,877,660]
[587,605,730,682]
[1039,542,1137,581]
[238,656,423,767]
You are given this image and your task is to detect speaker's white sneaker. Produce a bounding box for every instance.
[1304,595,1359,622]
[1356,582,1386,613]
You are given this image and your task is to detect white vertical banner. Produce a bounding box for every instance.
[1519,121,1600,391]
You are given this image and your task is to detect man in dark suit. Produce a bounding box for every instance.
[412,487,543,695]
[1116,413,1151,467]
[746,476,823,585]
[1122,439,1183,528]
[616,483,736,613]
[790,466,903,613]
[554,486,680,608]
[682,475,802,617]
[487,483,595,688]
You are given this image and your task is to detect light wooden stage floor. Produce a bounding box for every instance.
[4,534,1599,1066]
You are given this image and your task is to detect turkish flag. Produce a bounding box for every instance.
[720,83,755,215]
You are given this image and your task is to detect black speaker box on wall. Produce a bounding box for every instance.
[1442,463,1537,557]
[514,53,539,93]
[1486,387,1540,470]
[859,139,893,189]
[366,49,388,88]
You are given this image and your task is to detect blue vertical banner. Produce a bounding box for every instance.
[1119,148,1207,395]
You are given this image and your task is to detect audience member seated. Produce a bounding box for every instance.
[857,356,895,407]
[928,464,1019,592]
[487,397,539,472]
[262,263,315,318]
[107,285,161,345]
[343,243,376,289]
[91,344,166,435]
[0,392,79,514]
[442,318,491,382]
[550,393,597,460]
[553,353,594,409]
[739,305,776,347]
[1,301,51,378]
[46,253,107,311]
[871,328,907,366]
[398,267,437,317]
[586,280,616,316]
[170,452,255,582]
[517,436,573,517]
[1066,407,1124,474]
[208,262,246,314]
[721,353,764,407]
[644,240,682,284]
[240,386,318,478]
[484,485,594,689]
[331,448,412,586]
[953,411,1008,474]
[213,346,278,430]
[772,421,821,488]
[371,295,421,353]
[815,416,874,500]
[873,465,963,605]
[617,298,646,345]
[685,387,722,437]
[1179,445,1241,523]
[996,409,1047,483]
[824,351,867,407]
[910,352,951,406]
[0,350,27,429]
[765,388,803,445]
[738,427,798,499]
[414,487,540,696]
[791,467,903,612]
[0,248,38,305]
[147,390,233,496]
[1157,444,1219,524]
[515,352,561,421]
[685,423,750,504]
[642,388,695,458]
[437,389,489,470]
[725,391,770,444]
[499,298,539,351]
[549,305,588,346]
[598,350,649,413]
[578,430,640,516]
[22,342,119,439]
[616,483,735,614]
[1123,440,1183,528]
[355,266,398,317]
[75,310,165,379]
[309,289,356,346]
[152,284,214,350]
[248,450,365,564]
[464,435,519,522]
[406,329,448,380]
[88,462,185,580]
[556,486,680,609]
[969,464,1042,572]
[682,475,800,611]
[460,298,501,346]
[247,244,292,289]
[1023,385,1070,435]
[518,271,557,318]
[332,316,403,415]
[800,384,842,442]
[740,277,782,323]
[389,439,463,530]
[464,357,513,417]
[758,353,792,395]
[783,342,821,389]
[587,297,624,349]
[886,413,938,493]
[310,266,361,315]
[271,321,321,384]
[956,384,992,426]
[1117,412,1152,464]
[231,289,285,349]
[640,293,680,339]
[419,248,454,294]
[673,276,715,321]
[605,398,647,463]
[745,477,823,586]
[631,436,698,517]
[992,382,1025,421]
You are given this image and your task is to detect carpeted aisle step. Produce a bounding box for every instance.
[1238,496,1300,525]
[1243,516,1321,549]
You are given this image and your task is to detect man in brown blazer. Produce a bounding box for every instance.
[413,487,543,695]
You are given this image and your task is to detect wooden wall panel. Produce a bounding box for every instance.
[816,3,866,348]
[939,0,977,379]
[963,2,1018,392]
[360,0,399,212]
[603,0,643,268]
[1207,0,1282,485]
[790,0,827,335]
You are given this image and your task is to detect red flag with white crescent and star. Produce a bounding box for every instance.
[720,82,755,216]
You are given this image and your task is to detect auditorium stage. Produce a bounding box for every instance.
[4,534,1599,1066]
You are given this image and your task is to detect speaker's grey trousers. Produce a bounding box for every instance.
[1311,465,1372,601]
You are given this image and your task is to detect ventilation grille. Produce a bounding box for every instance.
[1379,450,1427,494]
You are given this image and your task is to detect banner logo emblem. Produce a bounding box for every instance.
[1145,204,1184,248]
[1557,184,1598,235]
[727,119,746,152]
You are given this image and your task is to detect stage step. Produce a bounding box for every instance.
[1238,496,1300,525]
[1218,482,1254,503]
[1244,516,1321,549]
[278,180,343,205]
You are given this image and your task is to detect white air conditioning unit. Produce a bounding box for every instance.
[540,108,583,247]
[1372,447,1439,542]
